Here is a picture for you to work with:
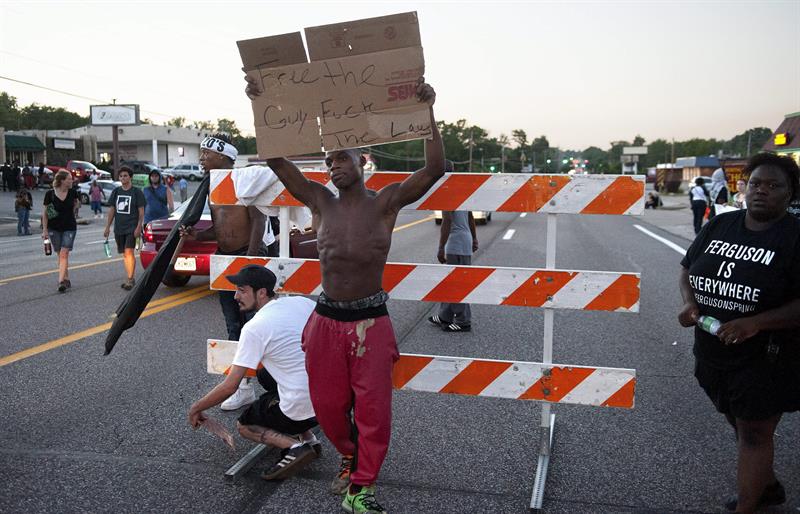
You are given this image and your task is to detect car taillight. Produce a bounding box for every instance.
[144,223,154,243]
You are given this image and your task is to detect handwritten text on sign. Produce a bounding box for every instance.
[246,46,429,157]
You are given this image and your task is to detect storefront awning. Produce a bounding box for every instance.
[5,134,46,151]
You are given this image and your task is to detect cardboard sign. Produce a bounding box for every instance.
[238,12,429,158]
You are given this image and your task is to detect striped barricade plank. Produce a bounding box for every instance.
[206,341,635,409]
[209,256,640,312]
[209,170,645,215]
[392,354,636,409]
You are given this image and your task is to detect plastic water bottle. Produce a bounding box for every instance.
[697,315,721,335]
[43,237,52,256]
[103,239,112,258]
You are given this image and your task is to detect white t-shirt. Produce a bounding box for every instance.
[232,296,316,421]
[690,185,707,202]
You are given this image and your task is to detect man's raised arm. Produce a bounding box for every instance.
[245,75,330,210]
[386,79,445,211]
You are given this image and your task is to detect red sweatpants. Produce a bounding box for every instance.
[302,310,399,486]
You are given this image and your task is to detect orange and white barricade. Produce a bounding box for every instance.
[208,169,644,508]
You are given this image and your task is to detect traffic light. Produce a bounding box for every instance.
[489,165,496,172]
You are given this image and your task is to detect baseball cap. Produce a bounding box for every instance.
[226,265,276,295]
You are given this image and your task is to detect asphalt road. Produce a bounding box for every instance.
[0,204,797,514]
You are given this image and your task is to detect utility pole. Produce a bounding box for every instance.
[746,131,752,157]
[468,128,474,172]
[111,98,119,181]
[501,146,506,173]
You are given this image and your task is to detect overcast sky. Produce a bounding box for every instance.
[1,0,798,150]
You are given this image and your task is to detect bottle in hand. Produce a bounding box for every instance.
[43,237,52,256]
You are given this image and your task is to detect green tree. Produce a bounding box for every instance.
[633,134,646,146]
[511,129,528,148]
[166,117,186,127]
[0,92,20,129]
[192,120,215,130]
[19,103,87,129]
[216,118,241,138]
[581,146,608,173]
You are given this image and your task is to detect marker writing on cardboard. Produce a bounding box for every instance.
[320,98,375,123]
[263,105,310,134]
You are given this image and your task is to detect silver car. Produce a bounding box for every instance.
[168,164,204,181]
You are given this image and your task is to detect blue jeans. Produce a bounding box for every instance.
[17,209,30,235]
[91,200,102,214]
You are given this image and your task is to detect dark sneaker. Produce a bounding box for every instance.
[57,281,67,293]
[427,315,448,326]
[121,278,135,290]
[65,280,71,289]
[725,480,785,511]
[261,443,317,480]
[342,485,387,514]
[442,322,471,332]
[330,454,353,495]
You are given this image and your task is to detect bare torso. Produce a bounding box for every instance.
[315,190,398,301]
[210,205,253,252]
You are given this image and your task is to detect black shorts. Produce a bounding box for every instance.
[115,233,136,253]
[238,394,317,435]
[695,356,800,420]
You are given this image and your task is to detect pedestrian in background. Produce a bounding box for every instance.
[178,177,188,202]
[15,187,32,236]
[42,170,79,293]
[707,168,729,220]
[104,166,146,290]
[143,169,173,225]
[89,180,105,218]
[678,153,800,513]
[733,179,747,209]
[428,162,478,332]
[689,177,709,235]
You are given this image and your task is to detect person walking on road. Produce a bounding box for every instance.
[178,177,188,203]
[247,74,443,514]
[1,162,10,192]
[89,180,106,218]
[15,187,32,236]
[678,153,800,514]
[104,166,146,290]
[708,167,729,220]
[428,162,478,332]
[188,265,322,480]
[143,169,174,225]
[689,177,709,235]
[42,170,80,293]
[179,133,267,411]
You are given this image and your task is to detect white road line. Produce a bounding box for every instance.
[86,240,106,245]
[502,229,515,240]
[519,213,527,218]
[633,224,686,255]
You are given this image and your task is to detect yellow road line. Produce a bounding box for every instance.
[0,289,214,367]
[393,215,434,232]
[0,257,124,285]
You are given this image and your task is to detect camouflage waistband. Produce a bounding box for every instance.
[317,290,389,310]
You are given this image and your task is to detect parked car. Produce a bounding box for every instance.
[167,164,204,181]
[77,179,121,205]
[46,160,110,182]
[433,210,492,225]
[140,201,318,287]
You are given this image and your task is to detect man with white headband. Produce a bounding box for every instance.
[180,132,268,410]
[246,75,444,514]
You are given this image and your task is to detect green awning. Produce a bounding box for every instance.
[5,134,45,151]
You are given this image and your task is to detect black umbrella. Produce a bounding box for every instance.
[104,174,210,355]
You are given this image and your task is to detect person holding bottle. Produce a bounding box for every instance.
[678,153,800,513]
[42,170,80,293]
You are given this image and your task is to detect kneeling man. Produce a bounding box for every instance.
[188,265,320,480]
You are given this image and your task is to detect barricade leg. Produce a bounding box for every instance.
[531,213,557,511]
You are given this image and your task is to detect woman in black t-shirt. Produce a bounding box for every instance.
[678,153,800,512]
[42,170,80,293]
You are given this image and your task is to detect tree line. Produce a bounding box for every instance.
[1,91,773,173]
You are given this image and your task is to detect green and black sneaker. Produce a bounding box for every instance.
[341,485,387,514]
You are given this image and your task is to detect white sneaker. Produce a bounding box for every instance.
[220,381,256,411]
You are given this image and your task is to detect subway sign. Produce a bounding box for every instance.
[774,133,788,146]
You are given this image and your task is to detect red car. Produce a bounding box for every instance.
[140,201,318,287]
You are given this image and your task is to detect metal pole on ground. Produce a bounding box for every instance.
[112,125,119,180]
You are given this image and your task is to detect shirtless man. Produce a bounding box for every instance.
[180,133,267,409]
[246,76,443,514]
